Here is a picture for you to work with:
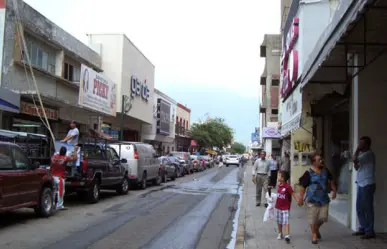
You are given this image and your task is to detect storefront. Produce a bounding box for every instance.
[88,34,155,142]
[298,0,387,232]
[0,87,20,129]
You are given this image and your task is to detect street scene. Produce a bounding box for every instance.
[1,0,387,249]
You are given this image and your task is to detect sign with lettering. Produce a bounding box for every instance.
[280,84,302,136]
[156,98,171,135]
[20,101,58,120]
[78,64,117,116]
[131,76,150,101]
[281,17,299,98]
[262,127,281,139]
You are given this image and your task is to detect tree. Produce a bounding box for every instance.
[230,142,246,154]
[189,117,233,150]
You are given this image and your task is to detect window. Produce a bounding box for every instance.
[0,146,13,170]
[12,147,29,169]
[25,41,56,74]
[272,109,279,115]
[106,148,119,161]
[272,79,280,86]
[64,63,81,82]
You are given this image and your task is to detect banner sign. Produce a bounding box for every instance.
[156,98,171,136]
[262,127,281,139]
[251,132,260,143]
[78,64,117,116]
[281,84,302,136]
[20,101,58,120]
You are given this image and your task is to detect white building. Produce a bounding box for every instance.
[88,34,155,141]
[141,88,177,154]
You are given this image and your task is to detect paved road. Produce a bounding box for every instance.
[0,165,245,249]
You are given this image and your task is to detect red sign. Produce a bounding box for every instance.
[191,140,197,146]
[20,101,58,120]
[281,17,299,98]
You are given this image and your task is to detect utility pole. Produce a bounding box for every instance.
[120,95,132,141]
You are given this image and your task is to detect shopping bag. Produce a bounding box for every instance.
[263,192,277,222]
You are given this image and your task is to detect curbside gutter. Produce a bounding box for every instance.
[235,167,248,249]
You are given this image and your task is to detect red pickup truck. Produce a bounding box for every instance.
[0,142,55,217]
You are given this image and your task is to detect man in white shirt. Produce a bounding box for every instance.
[61,121,80,145]
[252,151,270,207]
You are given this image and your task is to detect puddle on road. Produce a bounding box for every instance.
[163,168,242,195]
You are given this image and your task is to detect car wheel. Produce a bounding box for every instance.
[226,164,229,167]
[117,176,129,195]
[171,171,176,181]
[87,179,100,204]
[140,172,147,189]
[34,187,54,217]
[154,170,162,186]
[162,171,167,183]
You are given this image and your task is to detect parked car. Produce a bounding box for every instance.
[0,142,55,217]
[65,142,130,204]
[170,151,193,174]
[158,156,177,181]
[167,156,185,177]
[197,156,207,171]
[190,155,201,171]
[225,155,239,167]
[110,142,161,190]
[200,155,211,168]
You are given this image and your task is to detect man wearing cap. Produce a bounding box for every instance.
[61,121,80,145]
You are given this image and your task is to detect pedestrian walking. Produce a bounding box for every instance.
[352,136,376,239]
[252,151,270,207]
[218,155,223,168]
[269,153,279,188]
[275,171,299,242]
[298,152,337,244]
[50,146,77,210]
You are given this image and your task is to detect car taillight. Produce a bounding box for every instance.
[81,160,88,175]
[134,151,139,160]
[194,160,198,164]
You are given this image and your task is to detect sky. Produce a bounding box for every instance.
[24,0,281,146]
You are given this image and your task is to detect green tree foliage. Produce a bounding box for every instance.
[230,142,246,154]
[189,118,233,149]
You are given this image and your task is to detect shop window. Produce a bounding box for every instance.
[12,147,29,169]
[272,109,278,115]
[64,62,81,82]
[25,41,56,74]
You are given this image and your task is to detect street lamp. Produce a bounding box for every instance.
[120,95,132,140]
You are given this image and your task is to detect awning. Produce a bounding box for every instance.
[300,0,370,89]
[0,87,20,113]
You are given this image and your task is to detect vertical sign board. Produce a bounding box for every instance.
[0,0,6,85]
[156,98,171,136]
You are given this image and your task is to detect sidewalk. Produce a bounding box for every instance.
[235,164,386,249]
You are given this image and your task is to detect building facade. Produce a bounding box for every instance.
[293,0,387,233]
[259,34,281,156]
[142,88,177,155]
[88,34,155,142]
[175,103,191,152]
[1,0,105,139]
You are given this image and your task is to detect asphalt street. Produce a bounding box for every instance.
[0,165,245,249]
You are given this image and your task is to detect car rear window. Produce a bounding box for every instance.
[228,155,237,158]
[83,145,104,159]
[0,146,13,169]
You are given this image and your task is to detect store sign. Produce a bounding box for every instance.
[251,132,260,143]
[281,84,302,136]
[102,128,119,140]
[156,98,171,136]
[20,101,58,120]
[262,127,281,139]
[78,64,117,116]
[131,76,150,101]
[281,17,299,98]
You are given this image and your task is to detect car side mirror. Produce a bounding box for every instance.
[120,158,128,164]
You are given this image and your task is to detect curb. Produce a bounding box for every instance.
[235,167,248,249]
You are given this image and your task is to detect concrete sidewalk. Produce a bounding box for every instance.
[235,164,386,249]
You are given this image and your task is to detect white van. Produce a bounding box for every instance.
[110,142,161,189]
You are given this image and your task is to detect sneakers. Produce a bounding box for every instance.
[277,233,283,240]
[285,235,291,242]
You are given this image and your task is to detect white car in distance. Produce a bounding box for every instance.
[225,155,239,167]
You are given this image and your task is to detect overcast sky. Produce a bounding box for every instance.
[24,0,280,145]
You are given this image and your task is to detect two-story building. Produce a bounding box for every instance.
[175,103,191,152]
[88,34,155,142]
[1,0,107,139]
[142,88,177,155]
